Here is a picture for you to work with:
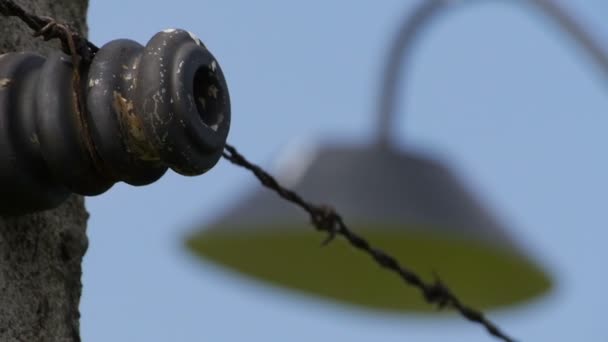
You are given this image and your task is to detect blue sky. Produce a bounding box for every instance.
[82,1,608,341]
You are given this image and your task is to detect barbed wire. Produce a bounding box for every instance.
[0,0,515,341]
[0,0,97,61]
[222,144,515,342]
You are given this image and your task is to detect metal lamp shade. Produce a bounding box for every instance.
[187,144,551,312]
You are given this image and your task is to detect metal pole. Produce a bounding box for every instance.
[376,0,608,147]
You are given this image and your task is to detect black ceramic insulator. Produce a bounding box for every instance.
[0,29,230,215]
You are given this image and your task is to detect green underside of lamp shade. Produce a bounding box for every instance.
[187,224,551,312]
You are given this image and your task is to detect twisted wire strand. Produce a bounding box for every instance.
[222,144,515,342]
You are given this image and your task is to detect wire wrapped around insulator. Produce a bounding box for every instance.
[0,29,230,215]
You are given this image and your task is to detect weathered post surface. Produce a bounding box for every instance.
[0,1,90,340]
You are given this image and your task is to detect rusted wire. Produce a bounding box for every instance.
[0,0,515,340]
[0,0,97,62]
[0,0,109,181]
[222,144,515,342]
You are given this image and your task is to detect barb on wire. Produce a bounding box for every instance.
[222,144,515,342]
[1,0,515,340]
[0,0,98,62]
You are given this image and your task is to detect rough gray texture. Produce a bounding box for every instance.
[0,1,90,341]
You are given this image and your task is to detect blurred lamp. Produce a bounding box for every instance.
[187,0,607,312]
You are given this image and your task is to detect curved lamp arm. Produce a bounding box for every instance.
[376,0,608,147]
